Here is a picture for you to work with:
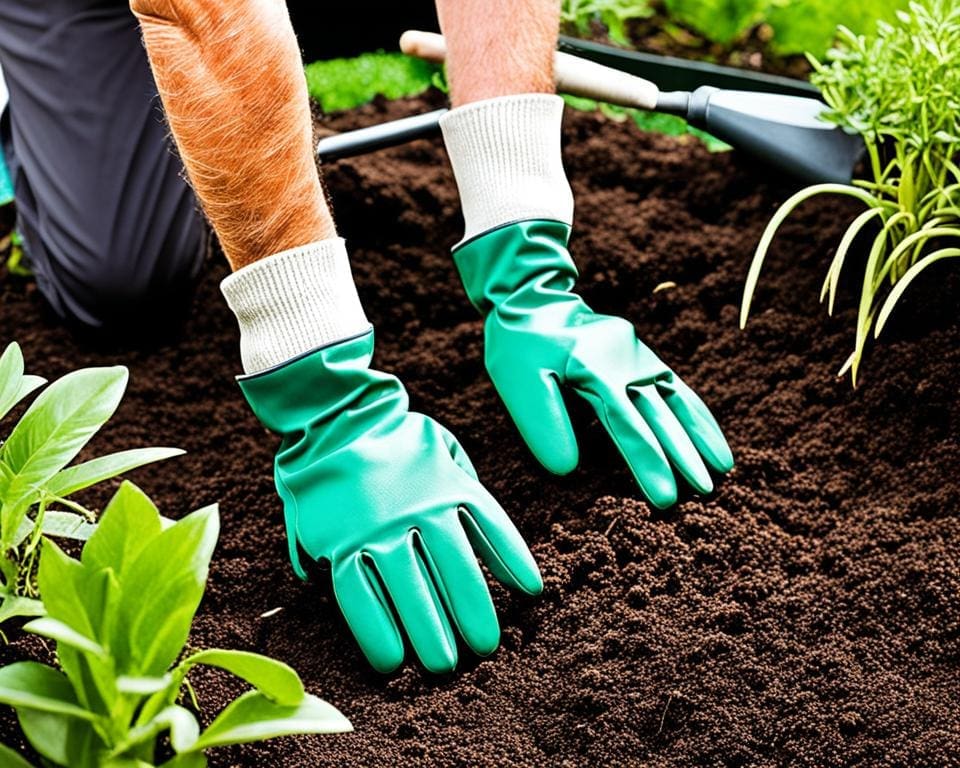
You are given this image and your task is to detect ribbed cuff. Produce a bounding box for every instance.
[440,94,574,243]
[220,238,370,374]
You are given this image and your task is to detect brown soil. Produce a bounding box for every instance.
[1,94,959,767]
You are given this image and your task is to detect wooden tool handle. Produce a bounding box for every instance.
[400,30,660,111]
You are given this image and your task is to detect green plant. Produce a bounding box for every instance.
[4,231,31,278]
[305,51,439,112]
[0,342,181,624]
[0,481,350,766]
[661,0,907,57]
[740,0,960,384]
[561,0,653,45]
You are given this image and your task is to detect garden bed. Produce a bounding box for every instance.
[1,93,959,766]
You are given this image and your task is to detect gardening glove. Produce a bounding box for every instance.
[441,95,734,508]
[221,238,542,674]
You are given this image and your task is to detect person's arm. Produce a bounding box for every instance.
[435,0,734,506]
[129,0,542,675]
[129,0,335,270]
[434,0,556,106]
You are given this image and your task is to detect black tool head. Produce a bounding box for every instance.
[685,86,865,185]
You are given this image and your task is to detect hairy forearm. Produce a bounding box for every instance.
[434,0,558,105]
[130,0,335,269]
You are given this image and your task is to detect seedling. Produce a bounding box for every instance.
[0,481,350,766]
[740,0,960,384]
[0,342,181,624]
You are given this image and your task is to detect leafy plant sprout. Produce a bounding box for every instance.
[0,342,181,626]
[0,482,350,766]
[740,0,960,385]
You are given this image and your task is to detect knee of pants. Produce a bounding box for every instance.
[29,214,209,332]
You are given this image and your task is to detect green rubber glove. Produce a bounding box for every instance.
[237,329,542,673]
[453,219,734,508]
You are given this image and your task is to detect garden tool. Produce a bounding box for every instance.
[316,31,865,185]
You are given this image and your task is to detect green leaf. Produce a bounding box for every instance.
[45,448,184,499]
[115,674,171,696]
[177,650,305,707]
[0,342,46,423]
[40,511,97,541]
[115,504,219,675]
[17,708,105,768]
[24,617,107,659]
[81,482,162,578]
[0,595,45,624]
[1,366,128,505]
[0,741,35,768]
[305,52,438,112]
[37,538,95,639]
[187,692,351,752]
[663,0,766,44]
[875,246,960,334]
[112,705,199,756]
[0,662,94,720]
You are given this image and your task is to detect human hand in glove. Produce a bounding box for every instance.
[441,95,734,508]
[223,242,542,674]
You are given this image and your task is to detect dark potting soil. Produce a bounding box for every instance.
[1,93,959,767]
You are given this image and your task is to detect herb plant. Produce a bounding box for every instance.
[740,0,960,384]
[0,342,181,624]
[0,481,350,766]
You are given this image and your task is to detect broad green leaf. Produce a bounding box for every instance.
[0,342,46,423]
[0,662,94,720]
[40,511,97,541]
[177,650,304,707]
[81,482,162,577]
[47,565,121,712]
[116,505,219,675]
[112,705,199,756]
[188,692,351,752]
[116,674,171,696]
[11,515,34,548]
[23,617,107,659]
[0,595,45,624]
[0,741,35,768]
[1,366,128,505]
[45,448,185,499]
[17,708,105,768]
[1,495,35,556]
[37,539,94,638]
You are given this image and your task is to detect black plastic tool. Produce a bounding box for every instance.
[317,33,865,184]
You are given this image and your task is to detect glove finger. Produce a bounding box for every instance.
[418,524,501,657]
[459,487,543,596]
[577,385,678,509]
[657,375,734,474]
[439,426,479,480]
[630,382,714,495]
[332,554,405,673]
[374,535,459,674]
[495,368,579,475]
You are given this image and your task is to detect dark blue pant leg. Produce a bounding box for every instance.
[0,0,207,330]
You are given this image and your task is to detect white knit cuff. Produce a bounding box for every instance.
[220,238,370,374]
[440,93,574,243]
